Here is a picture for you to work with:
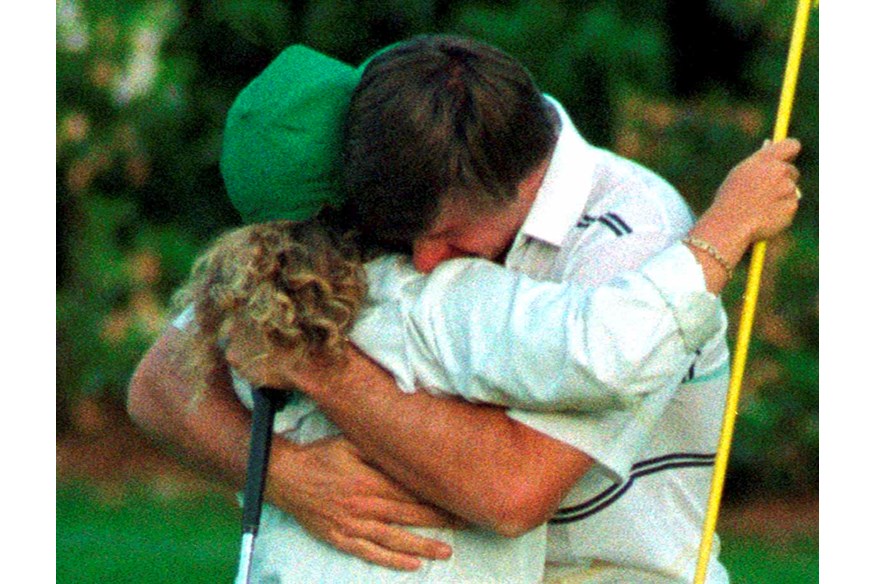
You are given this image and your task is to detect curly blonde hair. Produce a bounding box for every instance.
[172,219,367,392]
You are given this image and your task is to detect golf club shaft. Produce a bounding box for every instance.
[235,533,256,584]
[236,386,285,584]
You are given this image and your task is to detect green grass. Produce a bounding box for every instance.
[57,485,818,583]
[719,532,818,584]
[57,484,240,584]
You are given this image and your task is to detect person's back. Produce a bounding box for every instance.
[173,219,548,583]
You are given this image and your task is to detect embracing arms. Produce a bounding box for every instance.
[127,326,458,570]
[130,138,801,561]
[229,138,803,536]
[234,245,712,536]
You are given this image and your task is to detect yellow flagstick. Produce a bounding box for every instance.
[693,1,815,582]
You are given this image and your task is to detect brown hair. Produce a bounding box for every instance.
[172,219,367,393]
[342,34,558,251]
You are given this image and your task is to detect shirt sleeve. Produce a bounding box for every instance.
[508,385,676,484]
[563,233,722,353]
[396,241,722,413]
[503,240,725,481]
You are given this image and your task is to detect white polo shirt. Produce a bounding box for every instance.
[499,97,731,583]
[176,98,731,582]
[220,242,724,583]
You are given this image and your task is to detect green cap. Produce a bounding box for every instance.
[220,45,361,223]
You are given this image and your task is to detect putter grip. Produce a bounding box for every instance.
[241,386,285,535]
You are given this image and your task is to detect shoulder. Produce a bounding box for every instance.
[362,255,422,303]
[364,255,515,307]
[554,150,695,285]
[584,148,694,237]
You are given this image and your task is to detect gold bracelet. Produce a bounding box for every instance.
[682,236,734,280]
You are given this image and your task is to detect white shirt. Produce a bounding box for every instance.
[500,97,730,583]
[175,97,730,583]
[220,241,722,583]
[359,247,720,413]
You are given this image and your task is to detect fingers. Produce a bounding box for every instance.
[351,495,465,528]
[772,173,798,200]
[286,437,464,570]
[326,520,452,571]
[762,137,802,162]
[758,139,802,198]
[783,161,800,183]
[365,520,453,561]
[331,532,424,571]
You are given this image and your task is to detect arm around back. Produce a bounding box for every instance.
[126,324,257,487]
[128,325,464,570]
[279,345,594,537]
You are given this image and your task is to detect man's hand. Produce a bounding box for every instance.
[223,321,461,569]
[708,138,802,243]
[687,138,802,293]
[269,436,461,571]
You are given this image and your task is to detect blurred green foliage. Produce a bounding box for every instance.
[56,0,817,497]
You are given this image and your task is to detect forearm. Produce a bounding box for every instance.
[131,323,463,570]
[127,326,303,490]
[300,347,591,536]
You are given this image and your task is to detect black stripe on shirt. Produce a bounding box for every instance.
[577,212,633,237]
[598,216,624,236]
[549,452,716,524]
[605,212,632,234]
[576,214,598,228]
[681,349,703,384]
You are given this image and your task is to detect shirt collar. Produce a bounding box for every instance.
[517,96,598,248]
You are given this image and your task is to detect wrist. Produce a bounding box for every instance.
[685,212,754,295]
[688,211,748,271]
[264,439,308,508]
[284,351,355,402]
[682,236,734,281]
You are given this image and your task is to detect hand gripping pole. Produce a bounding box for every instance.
[693,1,815,582]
